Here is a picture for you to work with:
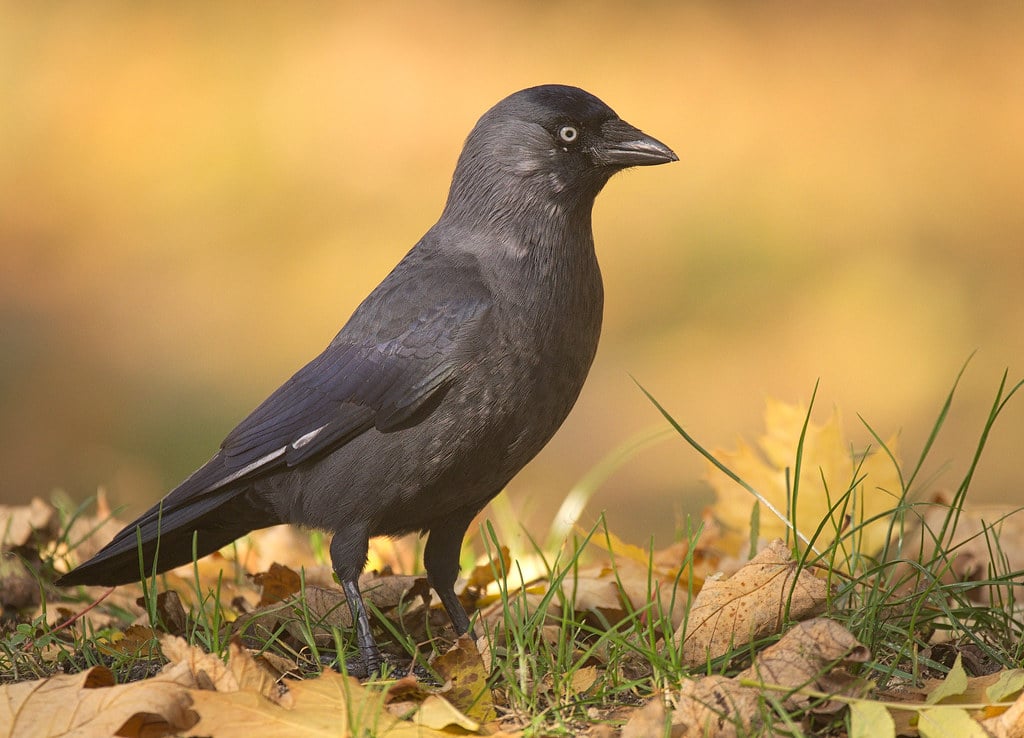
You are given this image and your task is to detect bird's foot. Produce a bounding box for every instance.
[319,649,385,680]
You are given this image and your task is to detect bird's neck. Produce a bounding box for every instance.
[440,193,596,270]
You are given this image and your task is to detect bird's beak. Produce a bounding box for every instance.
[596,118,678,167]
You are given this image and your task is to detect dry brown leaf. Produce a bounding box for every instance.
[253,562,303,606]
[99,624,162,659]
[737,617,871,710]
[673,674,754,738]
[233,584,352,650]
[385,674,436,705]
[894,495,1024,606]
[185,668,458,737]
[161,635,285,704]
[252,650,301,681]
[671,618,871,737]
[564,567,628,620]
[0,663,195,738]
[620,696,668,738]
[147,590,189,636]
[0,497,59,549]
[569,666,599,695]
[675,539,828,665]
[0,558,40,614]
[58,491,127,567]
[581,527,710,628]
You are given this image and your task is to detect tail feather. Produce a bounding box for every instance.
[58,482,275,587]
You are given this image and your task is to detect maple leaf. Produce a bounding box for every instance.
[705,399,901,566]
[0,663,195,737]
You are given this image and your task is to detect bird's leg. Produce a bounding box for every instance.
[341,577,382,676]
[330,532,382,676]
[424,509,478,640]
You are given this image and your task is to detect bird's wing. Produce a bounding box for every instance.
[216,293,491,482]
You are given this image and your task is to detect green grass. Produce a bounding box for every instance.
[2,367,1023,736]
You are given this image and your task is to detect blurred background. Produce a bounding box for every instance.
[2,2,1022,548]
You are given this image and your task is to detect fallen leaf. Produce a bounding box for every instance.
[0,663,194,738]
[0,497,59,550]
[675,539,828,665]
[582,527,710,628]
[431,634,495,722]
[562,568,627,620]
[185,668,458,737]
[465,546,511,591]
[983,686,1024,737]
[99,624,161,659]
[848,700,896,738]
[893,496,1024,606]
[253,563,303,606]
[917,705,989,738]
[737,618,871,710]
[927,653,969,705]
[620,696,668,738]
[147,590,189,636]
[161,635,285,704]
[986,669,1024,703]
[673,673,752,738]
[671,618,871,737]
[413,695,479,732]
[0,558,41,614]
[568,666,598,695]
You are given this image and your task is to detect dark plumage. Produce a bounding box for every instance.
[57,84,676,673]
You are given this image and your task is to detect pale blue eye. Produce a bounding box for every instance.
[558,125,579,143]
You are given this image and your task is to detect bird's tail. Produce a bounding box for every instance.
[57,489,269,587]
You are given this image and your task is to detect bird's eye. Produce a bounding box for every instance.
[558,125,579,143]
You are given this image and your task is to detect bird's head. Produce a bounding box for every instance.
[444,85,677,226]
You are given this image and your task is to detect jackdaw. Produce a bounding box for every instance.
[57,84,677,673]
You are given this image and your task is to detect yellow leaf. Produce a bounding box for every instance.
[848,700,896,738]
[927,653,969,705]
[414,695,479,732]
[983,686,1024,736]
[918,705,989,738]
[186,669,457,737]
[986,669,1024,703]
[578,526,652,567]
[706,400,901,566]
[466,545,510,590]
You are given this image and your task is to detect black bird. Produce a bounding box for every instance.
[57,84,676,673]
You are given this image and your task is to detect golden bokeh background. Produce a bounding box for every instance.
[2,3,1022,545]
